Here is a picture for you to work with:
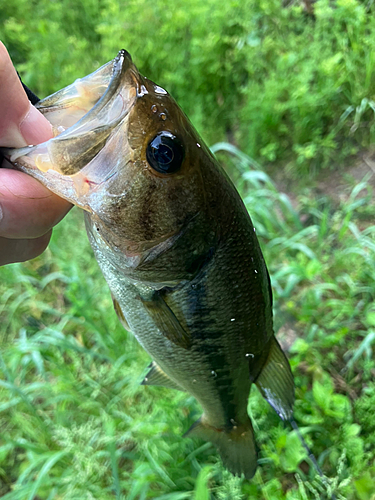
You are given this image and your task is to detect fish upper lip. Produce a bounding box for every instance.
[49,49,138,144]
[4,50,140,177]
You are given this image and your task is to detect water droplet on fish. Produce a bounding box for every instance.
[197,143,201,148]
[144,377,148,382]
[230,418,237,425]
[160,112,167,121]
[246,353,254,358]
[230,318,235,322]
[254,270,258,274]
[154,85,167,95]
[211,370,217,378]
[151,104,158,113]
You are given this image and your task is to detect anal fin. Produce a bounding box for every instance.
[141,361,185,391]
[255,336,294,421]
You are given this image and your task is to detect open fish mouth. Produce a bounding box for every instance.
[3,50,139,192]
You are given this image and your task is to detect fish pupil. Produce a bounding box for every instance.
[155,143,174,164]
[146,132,184,174]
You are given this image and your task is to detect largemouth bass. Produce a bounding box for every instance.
[4,50,294,479]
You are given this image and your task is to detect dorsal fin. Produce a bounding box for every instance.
[254,336,294,421]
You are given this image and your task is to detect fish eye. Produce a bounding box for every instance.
[146,132,184,174]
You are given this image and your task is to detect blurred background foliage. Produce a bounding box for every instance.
[1,0,375,499]
[3,0,375,173]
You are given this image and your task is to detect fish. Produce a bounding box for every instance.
[3,50,294,479]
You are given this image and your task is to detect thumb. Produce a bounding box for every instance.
[0,42,52,147]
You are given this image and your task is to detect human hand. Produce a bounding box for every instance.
[0,42,72,266]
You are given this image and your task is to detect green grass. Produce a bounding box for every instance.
[1,146,375,499]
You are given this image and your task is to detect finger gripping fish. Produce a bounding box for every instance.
[4,50,294,479]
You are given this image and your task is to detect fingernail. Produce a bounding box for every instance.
[19,103,53,145]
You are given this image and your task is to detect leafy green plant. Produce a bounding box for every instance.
[3,0,375,174]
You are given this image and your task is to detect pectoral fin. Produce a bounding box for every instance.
[254,337,294,421]
[112,297,131,331]
[141,361,185,391]
[141,293,191,350]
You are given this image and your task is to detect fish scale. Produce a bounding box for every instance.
[2,49,295,479]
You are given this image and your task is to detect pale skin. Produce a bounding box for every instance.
[0,42,72,266]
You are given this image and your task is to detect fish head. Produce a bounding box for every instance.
[5,51,222,285]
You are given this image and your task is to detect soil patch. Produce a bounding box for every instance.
[271,148,375,207]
